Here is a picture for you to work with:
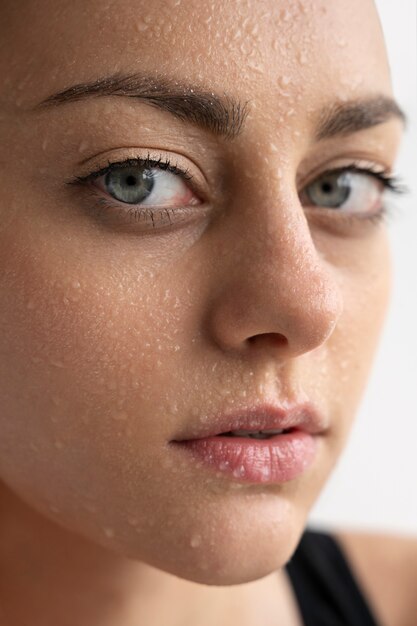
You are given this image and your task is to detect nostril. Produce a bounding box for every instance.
[247,333,289,349]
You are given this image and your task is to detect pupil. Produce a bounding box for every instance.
[322,182,333,193]
[126,175,137,186]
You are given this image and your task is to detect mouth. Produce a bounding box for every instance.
[169,402,326,484]
[212,427,294,439]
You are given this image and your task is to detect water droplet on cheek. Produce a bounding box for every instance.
[127,515,140,527]
[103,527,115,539]
[78,140,89,153]
[136,20,149,32]
[190,533,202,548]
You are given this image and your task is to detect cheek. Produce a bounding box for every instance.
[317,230,391,443]
[0,223,196,533]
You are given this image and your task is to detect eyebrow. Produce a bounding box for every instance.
[35,72,406,142]
[315,96,406,140]
[35,73,249,140]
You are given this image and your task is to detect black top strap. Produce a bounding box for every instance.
[285,529,380,626]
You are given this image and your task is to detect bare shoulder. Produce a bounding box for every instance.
[335,528,417,626]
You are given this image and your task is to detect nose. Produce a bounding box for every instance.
[206,195,343,359]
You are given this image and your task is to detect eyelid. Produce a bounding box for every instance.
[297,159,402,193]
[68,148,209,198]
[296,156,393,188]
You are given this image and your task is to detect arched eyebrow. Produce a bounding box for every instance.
[34,72,250,141]
[34,72,405,141]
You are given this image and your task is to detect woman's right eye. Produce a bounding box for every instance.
[93,162,199,209]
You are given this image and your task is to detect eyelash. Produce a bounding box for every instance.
[72,153,194,185]
[69,154,406,227]
[306,162,405,226]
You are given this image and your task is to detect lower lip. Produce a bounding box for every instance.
[172,431,318,484]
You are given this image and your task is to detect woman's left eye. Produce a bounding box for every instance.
[301,169,386,215]
[93,162,198,208]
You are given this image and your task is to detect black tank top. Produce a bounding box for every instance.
[285,529,380,626]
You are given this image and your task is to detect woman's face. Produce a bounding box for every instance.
[0,0,403,584]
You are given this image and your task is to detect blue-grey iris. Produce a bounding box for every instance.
[306,172,351,208]
[105,167,154,204]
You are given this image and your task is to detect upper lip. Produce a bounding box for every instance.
[171,401,327,441]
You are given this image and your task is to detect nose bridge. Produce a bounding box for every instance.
[251,206,339,316]
[209,196,343,356]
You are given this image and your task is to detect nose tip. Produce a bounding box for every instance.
[247,269,343,357]
[208,248,344,360]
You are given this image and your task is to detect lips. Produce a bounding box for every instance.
[171,402,326,442]
[169,401,325,484]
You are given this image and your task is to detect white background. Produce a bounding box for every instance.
[310,0,417,535]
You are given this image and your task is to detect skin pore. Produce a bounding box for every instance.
[0,1,408,625]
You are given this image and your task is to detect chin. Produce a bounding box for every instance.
[153,536,300,586]
[129,501,306,586]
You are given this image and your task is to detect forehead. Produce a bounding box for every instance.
[1,0,390,113]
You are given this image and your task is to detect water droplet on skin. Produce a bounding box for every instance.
[78,139,89,153]
[127,516,140,527]
[49,359,65,368]
[261,466,271,480]
[103,527,115,539]
[232,465,246,478]
[190,534,202,548]
[27,299,36,310]
[279,75,291,88]
[136,21,148,32]
[54,440,64,450]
